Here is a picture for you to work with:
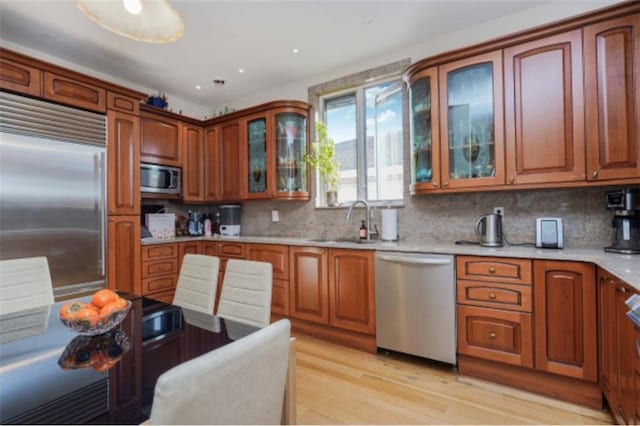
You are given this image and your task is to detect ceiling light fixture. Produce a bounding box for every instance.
[195,85,201,90]
[292,48,299,54]
[238,68,245,74]
[75,0,184,43]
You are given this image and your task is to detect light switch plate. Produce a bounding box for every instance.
[271,210,280,223]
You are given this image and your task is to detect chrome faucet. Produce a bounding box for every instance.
[345,199,376,240]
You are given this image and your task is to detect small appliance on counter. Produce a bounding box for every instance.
[381,208,398,241]
[187,211,203,236]
[475,213,503,247]
[605,188,640,254]
[536,218,563,249]
[145,213,176,239]
[218,205,241,236]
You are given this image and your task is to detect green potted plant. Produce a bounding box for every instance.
[305,121,340,206]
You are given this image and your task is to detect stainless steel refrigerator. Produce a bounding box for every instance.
[0,92,107,299]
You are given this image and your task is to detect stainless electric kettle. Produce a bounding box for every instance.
[475,213,504,247]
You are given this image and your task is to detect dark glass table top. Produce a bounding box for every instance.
[0,294,258,424]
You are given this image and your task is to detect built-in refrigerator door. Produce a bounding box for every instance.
[0,133,106,297]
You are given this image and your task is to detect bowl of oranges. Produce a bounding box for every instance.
[58,289,131,336]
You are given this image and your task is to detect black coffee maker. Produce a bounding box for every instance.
[605,188,640,254]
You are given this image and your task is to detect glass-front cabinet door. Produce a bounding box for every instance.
[273,109,309,199]
[409,67,440,193]
[439,51,504,188]
[244,114,270,199]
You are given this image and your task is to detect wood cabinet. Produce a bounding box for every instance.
[140,110,182,166]
[107,110,140,215]
[43,71,106,113]
[241,113,272,199]
[272,107,310,200]
[203,127,221,200]
[178,241,202,270]
[584,15,640,182]
[289,247,329,324]
[504,30,585,185]
[107,92,139,115]
[533,260,597,381]
[247,244,289,316]
[439,51,505,189]
[0,56,41,97]
[141,243,179,301]
[599,268,640,424]
[217,120,242,201]
[108,216,141,295]
[182,124,205,202]
[328,249,375,335]
[457,256,533,367]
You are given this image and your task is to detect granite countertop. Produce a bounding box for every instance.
[142,235,640,291]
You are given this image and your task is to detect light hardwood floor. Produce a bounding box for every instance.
[294,333,613,425]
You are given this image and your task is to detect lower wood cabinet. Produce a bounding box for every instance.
[534,260,597,381]
[108,216,141,295]
[457,305,533,367]
[289,246,328,324]
[599,268,640,424]
[246,244,289,316]
[140,243,179,302]
[328,249,375,335]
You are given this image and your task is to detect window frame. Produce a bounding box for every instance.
[318,75,405,207]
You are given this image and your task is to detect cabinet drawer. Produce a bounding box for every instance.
[142,275,177,295]
[271,279,289,316]
[458,305,533,367]
[146,289,175,304]
[457,256,532,284]
[457,280,532,312]
[142,244,178,261]
[142,259,178,278]
[218,242,245,258]
[43,71,106,113]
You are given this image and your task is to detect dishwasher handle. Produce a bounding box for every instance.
[376,254,452,265]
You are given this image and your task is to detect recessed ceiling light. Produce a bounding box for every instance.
[238,68,245,74]
[292,48,299,54]
[195,85,201,90]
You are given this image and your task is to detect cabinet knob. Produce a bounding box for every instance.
[489,332,497,339]
[619,286,628,293]
[432,182,439,188]
[159,266,164,271]
[489,293,497,300]
[488,267,496,273]
[109,209,115,213]
[442,182,449,187]
[592,170,598,179]
[509,177,515,184]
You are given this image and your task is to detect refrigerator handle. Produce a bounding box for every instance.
[98,151,106,278]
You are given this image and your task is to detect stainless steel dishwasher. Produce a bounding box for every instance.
[375,252,456,364]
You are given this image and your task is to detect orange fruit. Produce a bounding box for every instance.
[59,302,85,320]
[100,300,124,317]
[74,306,100,327]
[91,289,118,308]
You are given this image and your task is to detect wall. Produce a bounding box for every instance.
[212,0,622,113]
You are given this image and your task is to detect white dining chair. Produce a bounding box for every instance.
[0,257,54,315]
[172,254,220,315]
[149,319,292,425]
[216,259,272,328]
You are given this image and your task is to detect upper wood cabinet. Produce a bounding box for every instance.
[107,110,140,215]
[584,15,640,182]
[241,112,272,199]
[328,249,375,335]
[182,123,204,202]
[217,120,243,201]
[140,110,182,166]
[533,260,597,382]
[504,30,585,185]
[203,126,221,201]
[439,50,505,189]
[0,56,41,97]
[107,92,139,115]
[272,108,310,200]
[43,71,106,113]
[409,67,441,192]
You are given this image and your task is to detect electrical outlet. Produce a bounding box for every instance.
[493,207,504,218]
[271,210,280,223]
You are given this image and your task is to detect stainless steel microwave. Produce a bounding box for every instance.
[141,163,181,195]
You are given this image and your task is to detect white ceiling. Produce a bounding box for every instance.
[1,0,586,108]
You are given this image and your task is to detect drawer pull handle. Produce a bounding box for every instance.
[489,332,497,339]
[619,286,628,293]
[488,267,496,273]
[489,293,497,300]
[442,182,449,187]
[592,170,598,179]
[432,182,439,188]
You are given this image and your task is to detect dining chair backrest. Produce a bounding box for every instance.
[172,254,220,315]
[0,257,54,315]
[149,318,291,425]
[216,259,272,328]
